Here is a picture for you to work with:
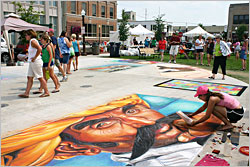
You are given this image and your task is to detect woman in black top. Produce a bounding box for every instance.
[206,37,214,66]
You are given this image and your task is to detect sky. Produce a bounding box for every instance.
[117,1,249,26]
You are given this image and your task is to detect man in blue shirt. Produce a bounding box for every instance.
[48,29,67,82]
[144,37,150,48]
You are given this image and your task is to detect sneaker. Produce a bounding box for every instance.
[60,76,68,82]
[57,72,63,77]
[173,60,176,64]
[168,60,172,63]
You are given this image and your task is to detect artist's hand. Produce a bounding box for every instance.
[187,113,194,118]
[188,120,196,126]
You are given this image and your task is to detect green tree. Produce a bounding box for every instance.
[12,1,44,44]
[198,23,206,31]
[236,24,248,41]
[118,9,129,43]
[155,15,165,41]
[12,1,44,24]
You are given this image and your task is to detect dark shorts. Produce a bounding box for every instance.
[207,51,213,55]
[61,53,70,64]
[196,49,204,53]
[75,52,80,57]
[43,61,54,68]
[227,107,244,123]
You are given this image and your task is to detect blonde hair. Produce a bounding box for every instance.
[41,34,50,42]
[71,34,77,39]
[1,94,149,166]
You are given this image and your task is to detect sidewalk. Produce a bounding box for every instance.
[1,54,249,166]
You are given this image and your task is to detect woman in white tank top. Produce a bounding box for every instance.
[18,30,50,98]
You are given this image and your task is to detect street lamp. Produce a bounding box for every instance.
[99,25,101,44]
[81,10,87,56]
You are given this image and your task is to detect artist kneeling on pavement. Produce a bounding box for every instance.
[188,86,244,131]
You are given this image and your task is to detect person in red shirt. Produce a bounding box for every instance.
[158,37,167,61]
[169,33,181,64]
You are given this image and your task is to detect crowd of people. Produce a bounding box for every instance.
[18,28,81,98]
[132,32,248,79]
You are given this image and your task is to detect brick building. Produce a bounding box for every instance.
[227,3,249,41]
[62,1,117,43]
[1,1,117,44]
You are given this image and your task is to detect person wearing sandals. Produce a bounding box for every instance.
[34,34,60,94]
[240,34,248,71]
[67,37,76,74]
[209,35,231,80]
[72,34,81,71]
[188,86,244,131]
[195,35,205,65]
[18,30,50,98]
[205,37,214,66]
[58,31,72,81]
[47,28,67,82]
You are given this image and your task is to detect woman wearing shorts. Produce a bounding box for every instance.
[34,34,60,94]
[72,34,81,70]
[158,37,167,62]
[18,30,49,98]
[195,35,205,65]
[67,37,76,74]
[240,34,248,71]
[58,31,72,81]
[206,37,214,66]
[188,86,245,131]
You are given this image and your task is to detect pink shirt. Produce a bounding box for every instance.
[217,92,240,109]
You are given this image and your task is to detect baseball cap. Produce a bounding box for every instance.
[194,86,209,97]
[215,34,222,39]
[47,28,54,33]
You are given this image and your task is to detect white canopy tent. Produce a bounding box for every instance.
[109,24,155,47]
[129,24,155,44]
[183,26,215,38]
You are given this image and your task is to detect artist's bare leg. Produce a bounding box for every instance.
[212,106,233,130]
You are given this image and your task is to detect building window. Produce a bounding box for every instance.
[110,7,113,18]
[49,1,57,6]
[151,25,157,31]
[49,16,58,37]
[86,24,97,37]
[143,25,146,28]
[234,15,249,24]
[132,15,135,21]
[102,25,113,37]
[245,15,249,24]
[101,6,105,17]
[71,1,76,14]
[92,4,97,16]
[82,2,87,13]
[239,15,244,24]
[110,26,114,31]
[39,1,45,5]
[233,15,239,24]
[39,15,45,24]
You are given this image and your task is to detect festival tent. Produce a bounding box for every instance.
[1,13,49,61]
[183,26,215,38]
[129,24,154,43]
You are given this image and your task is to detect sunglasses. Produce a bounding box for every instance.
[198,94,203,98]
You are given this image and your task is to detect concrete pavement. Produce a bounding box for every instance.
[1,54,249,166]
